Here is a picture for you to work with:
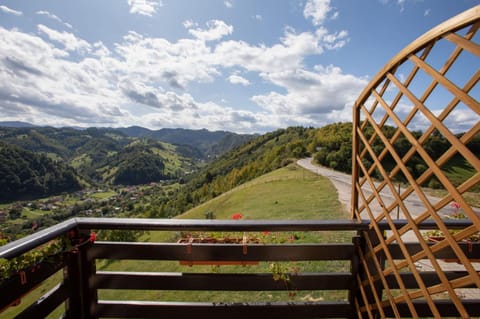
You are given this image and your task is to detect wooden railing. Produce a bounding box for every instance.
[0,218,479,318]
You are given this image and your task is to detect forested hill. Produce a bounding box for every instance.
[115,127,255,158]
[310,122,480,189]
[153,126,316,216]
[0,142,80,201]
[0,127,199,186]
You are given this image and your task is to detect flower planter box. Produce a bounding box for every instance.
[427,236,480,263]
[177,236,260,266]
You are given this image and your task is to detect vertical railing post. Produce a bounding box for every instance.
[63,228,97,319]
[349,235,362,319]
[351,101,360,220]
[361,229,386,319]
[64,249,82,319]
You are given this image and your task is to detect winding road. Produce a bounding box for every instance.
[297,158,472,220]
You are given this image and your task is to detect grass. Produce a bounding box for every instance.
[180,164,345,220]
[89,190,117,200]
[1,163,350,318]
[441,154,479,192]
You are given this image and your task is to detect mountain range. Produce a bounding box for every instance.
[0,123,255,201]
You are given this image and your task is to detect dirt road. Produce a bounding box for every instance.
[297,158,458,220]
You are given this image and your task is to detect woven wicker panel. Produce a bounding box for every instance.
[352,6,479,318]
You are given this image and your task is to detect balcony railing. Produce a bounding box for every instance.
[0,217,478,319]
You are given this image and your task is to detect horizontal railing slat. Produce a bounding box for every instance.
[93,271,353,291]
[0,256,64,311]
[88,242,355,261]
[387,242,480,259]
[94,300,353,319]
[14,283,69,319]
[383,299,480,317]
[385,271,476,289]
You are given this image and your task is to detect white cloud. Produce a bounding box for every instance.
[214,26,348,73]
[304,0,336,26]
[224,1,233,8]
[93,41,111,57]
[0,10,360,133]
[228,74,251,86]
[253,14,262,21]
[252,65,367,115]
[115,31,219,89]
[322,29,348,50]
[37,24,91,53]
[127,0,162,16]
[183,20,197,29]
[0,5,22,16]
[186,19,233,42]
[0,26,124,126]
[36,10,73,29]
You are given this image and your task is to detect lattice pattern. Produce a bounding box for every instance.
[351,6,480,318]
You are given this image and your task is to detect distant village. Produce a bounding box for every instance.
[0,183,161,230]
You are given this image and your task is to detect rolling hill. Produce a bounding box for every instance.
[0,142,80,201]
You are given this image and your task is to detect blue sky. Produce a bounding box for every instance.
[0,0,477,133]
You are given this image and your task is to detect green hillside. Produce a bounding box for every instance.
[146,126,316,218]
[181,164,346,220]
[0,127,200,187]
[0,142,81,201]
[116,126,254,157]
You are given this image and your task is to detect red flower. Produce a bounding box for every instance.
[261,231,271,236]
[451,202,461,210]
[232,213,243,220]
[89,232,97,243]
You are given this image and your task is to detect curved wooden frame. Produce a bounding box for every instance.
[352,6,479,318]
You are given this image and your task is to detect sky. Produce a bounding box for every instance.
[0,0,477,133]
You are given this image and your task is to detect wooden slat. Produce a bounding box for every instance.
[88,242,355,261]
[93,271,353,291]
[386,242,480,260]
[0,256,64,311]
[94,300,353,319]
[382,299,480,317]
[385,272,475,289]
[444,32,480,57]
[14,283,68,319]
